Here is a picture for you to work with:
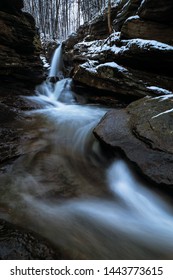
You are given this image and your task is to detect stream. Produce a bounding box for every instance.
[0,45,173,259]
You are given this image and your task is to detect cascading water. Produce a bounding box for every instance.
[48,43,63,80]
[1,44,173,259]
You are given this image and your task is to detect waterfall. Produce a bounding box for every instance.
[1,44,173,259]
[48,43,63,80]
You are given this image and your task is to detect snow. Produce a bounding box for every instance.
[147,86,173,96]
[125,15,140,22]
[152,108,173,119]
[153,94,173,102]
[81,61,97,73]
[40,55,50,69]
[96,62,128,73]
[122,39,173,51]
[138,0,146,10]
[74,32,121,56]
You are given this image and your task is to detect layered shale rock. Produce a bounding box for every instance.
[121,16,173,45]
[64,0,173,103]
[138,0,173,24]
[0,0,44,166]
[0,0,67,260]
[0,3,43,90]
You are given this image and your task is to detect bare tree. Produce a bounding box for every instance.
[24,0,114,40]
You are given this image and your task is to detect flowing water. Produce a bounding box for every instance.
[1,45,173,259]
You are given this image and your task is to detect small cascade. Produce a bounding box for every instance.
[1,39,173,259]
[48,43,63,81]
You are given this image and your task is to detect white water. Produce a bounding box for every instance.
[48,43,63,79]
[1,45,173,259]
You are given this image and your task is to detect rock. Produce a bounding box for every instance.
[64,0,173,105]
[121,16,173,45]
[113,0,142,31]
[0,0,44,166]
[117,39,173,75]
[64,3,121,52]
[138,0,173,24]
[88,5,120,39]
[0,10,43,87]
[0,219,68,259]
[94,96,173,187]
[73,60,173,102]
[0,0,24,14]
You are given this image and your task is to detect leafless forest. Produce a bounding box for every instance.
[24,0,114,40]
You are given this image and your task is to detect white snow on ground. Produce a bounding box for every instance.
[152,94,173,102]
[80,61,128,75]
[147,86,173,96]
[96,62,128,73]
[75,35,173,61]
[40,55,50,69]
[122,39,173,51]
[152,108,173,119]
[125,15,140,22]
[80,61,97,73]
[138,0,146,10]
[74,32,121,55]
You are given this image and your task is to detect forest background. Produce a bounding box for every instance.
[24,0,114,40]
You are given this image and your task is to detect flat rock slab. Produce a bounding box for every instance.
[94,96,173,187]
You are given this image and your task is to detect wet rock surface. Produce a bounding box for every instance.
[0,219,68,259]
[94,96,173,187]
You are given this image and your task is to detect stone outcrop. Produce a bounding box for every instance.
[64,0,173,103]
[0,0,63,260]
[0,0,44,167]
[0,7,43,89]
[121,16,173,45]
[113,0,141,31]
[94,95,173,188]
[63,0,173,188]
[0,219,68,259]
[138,0,173,24]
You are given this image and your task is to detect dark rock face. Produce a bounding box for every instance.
[94,96,173,187]
[72,39,173,101]
[113,0,141,31]
[0,0,24,14]
[64,0,173,103]
[0,1,63,260]
[121,16,173,45]
[139,0,173,24]
[73,61,162,100]
[0,0,44,167]
[0,219,68,259]
[0,10,43,87]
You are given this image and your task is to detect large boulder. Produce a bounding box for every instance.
[94,96,173,187]
[121,16,173,45]
[72,40,173,102]
[117,39,173,75]
[138,0,173,24]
